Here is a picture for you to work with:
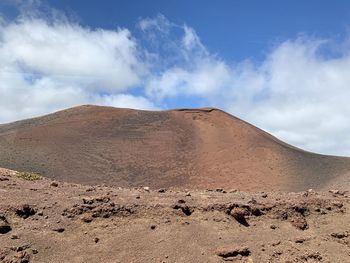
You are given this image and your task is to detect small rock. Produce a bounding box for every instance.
[247,198,257,204]
[143,186,150,192]
[50,182,58,187]
[52,227,65,233]
[81,215,93,223]
[294,237,307,243]
[32,249,39,254]
[150,224,156,230]
[172,202,192,216]
[11,234,19,239]
[261,193,268,198]
[216,246,250,258]
[290,217,308,230]
[12,244,31,252]
[331,201,343,208]
[16,204,36,219]
[329,189,340,194]
[94,237,99,243]
[0,216,11,234]
[271,241,281,246]
[230,207,249,223]
[158,188,166,193]
[14,251,30,262]
[0,223,11,234]
[331,231,348,239]
[270,224,277,230]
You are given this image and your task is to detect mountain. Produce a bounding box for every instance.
[0,105,349,191]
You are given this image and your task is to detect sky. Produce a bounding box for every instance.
[1,0,350,156]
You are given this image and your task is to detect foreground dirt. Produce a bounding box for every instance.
[1,169,350,263]
[1,105,350,192]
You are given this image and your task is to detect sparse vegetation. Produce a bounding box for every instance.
[16,171,41,181]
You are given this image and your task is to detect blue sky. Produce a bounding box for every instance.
[2,1,350,62]
[1,0,350,156]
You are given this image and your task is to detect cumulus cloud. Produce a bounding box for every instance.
[227,38,350,156]
[0,9,156,123]
[1,7,350,156]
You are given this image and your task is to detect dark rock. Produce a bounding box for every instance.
[216,246,250,258]
[172,201,193,216]
[331,231,348,239]
[294,237,307,243]
[0,223,11,234]
[0,176,9,181]
[52,227,65,233]
[11,244,31,252]
[0,215,11,234]
[50,182,58,187]
[16,205,36,219]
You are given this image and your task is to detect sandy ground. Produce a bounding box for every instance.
[1,168,349,263]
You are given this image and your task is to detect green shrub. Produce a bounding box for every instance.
[16,172,42,181]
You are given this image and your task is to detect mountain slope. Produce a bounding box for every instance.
[0,105,349,191]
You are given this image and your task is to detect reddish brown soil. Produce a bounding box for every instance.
[1,168,350,263]
[0,105,349,191]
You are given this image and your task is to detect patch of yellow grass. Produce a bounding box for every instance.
[16,171,42,181]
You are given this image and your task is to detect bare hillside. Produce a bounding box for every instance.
[0,105,349,191]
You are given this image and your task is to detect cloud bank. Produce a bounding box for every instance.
[1,10,350,156]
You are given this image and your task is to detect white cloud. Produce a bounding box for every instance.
[0,12,156,123]
[228,38,350,156]
[1,18,144,91]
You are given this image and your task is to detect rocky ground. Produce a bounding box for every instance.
[1,168,350,263]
